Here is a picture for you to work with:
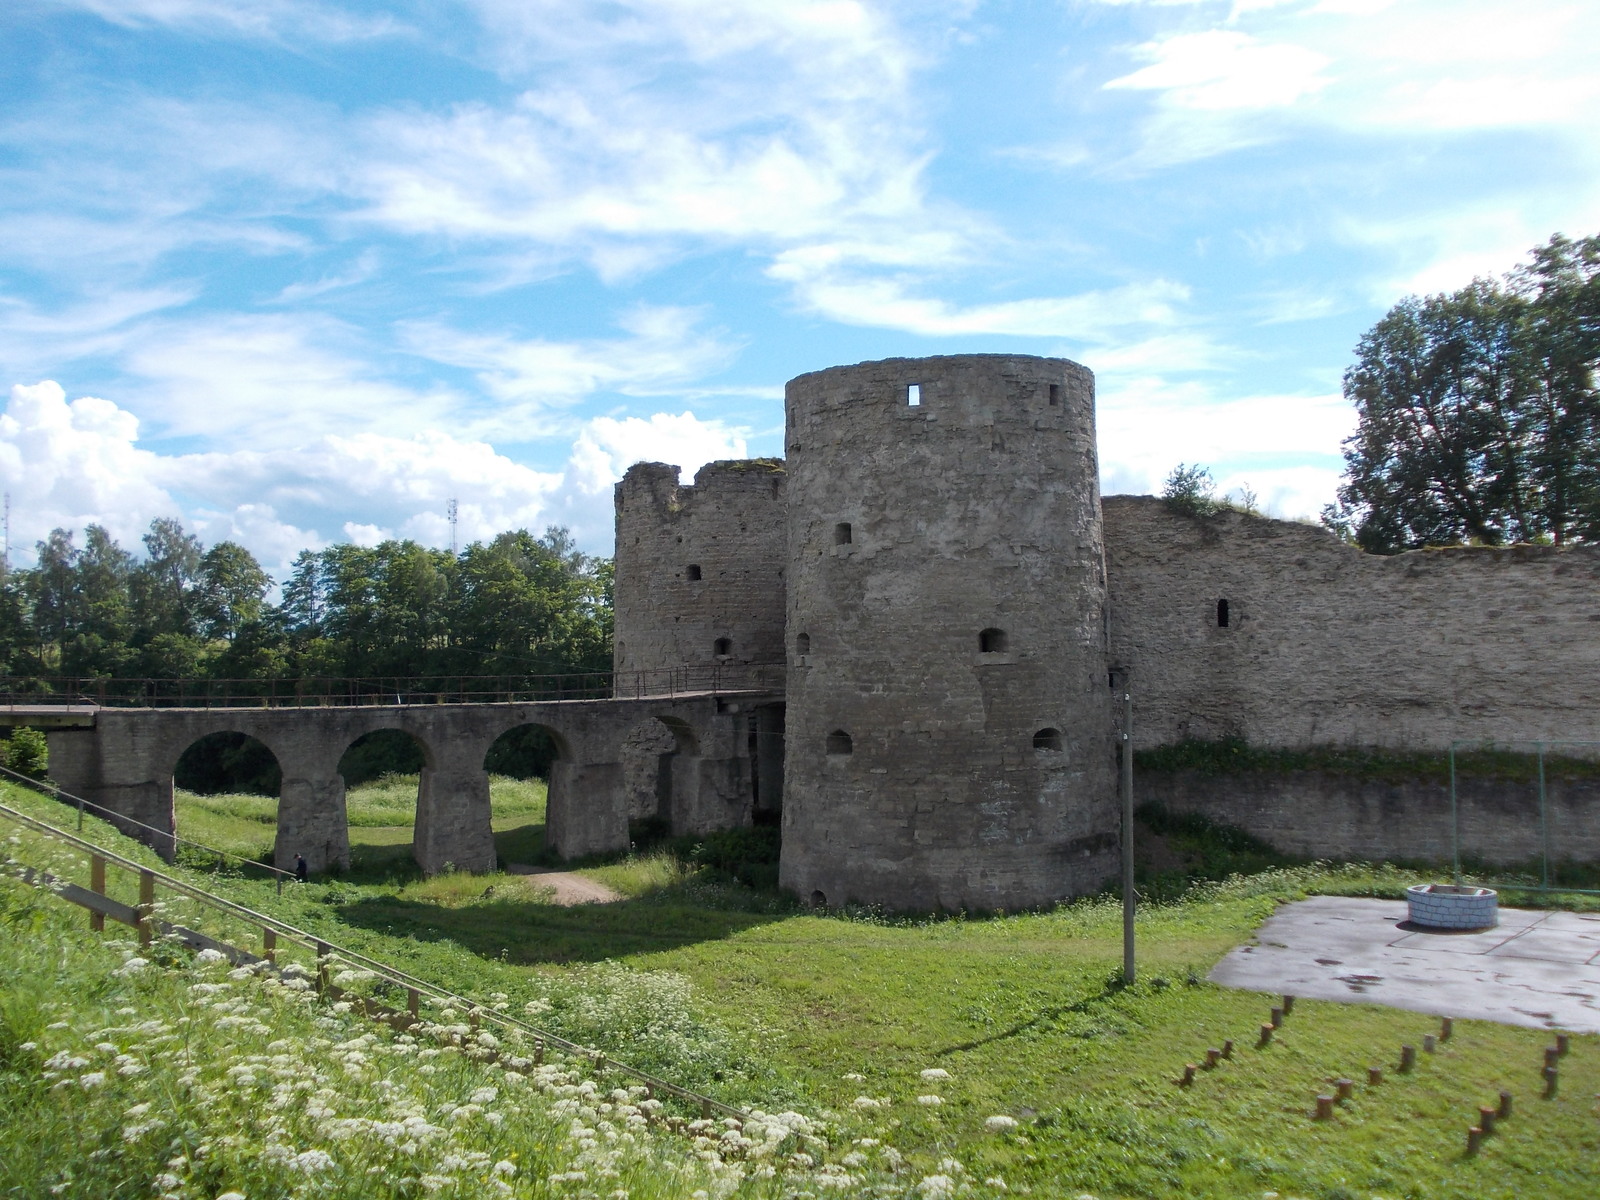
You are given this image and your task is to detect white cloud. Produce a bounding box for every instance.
[1096,381,1354,519]
[0,381,178,554]
[1107,31,1331,112]
[565,412,750,499]
[1101,0,1600,164]
[0,379,751,577]
[401,306,739,420]
[768,255,1193,339]
[51,0,402,42]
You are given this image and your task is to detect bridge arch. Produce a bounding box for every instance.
[169,729,284,867]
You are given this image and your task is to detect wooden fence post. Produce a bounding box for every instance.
[89,855,106,933]
[137,869,155,946]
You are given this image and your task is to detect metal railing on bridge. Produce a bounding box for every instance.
[0,663,787,709]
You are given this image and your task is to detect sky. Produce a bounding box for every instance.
[1,0,1596,580]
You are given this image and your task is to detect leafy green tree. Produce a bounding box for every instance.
[29,529,79,656]
[132,518,203,638]
[1329,233,1600,552]
[194,541,272,642]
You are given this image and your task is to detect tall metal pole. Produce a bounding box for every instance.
[1121,687,1135,985]
[1449,743,1460,886]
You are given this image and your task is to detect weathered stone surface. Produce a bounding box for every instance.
[1105,496,1600,749]
[613,460,787,680]
[779,354,1119,912]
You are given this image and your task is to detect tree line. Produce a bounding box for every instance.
[1327,232,1599,553]
[0,519,613,685]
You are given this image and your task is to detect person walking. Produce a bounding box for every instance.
[294,854,308,882]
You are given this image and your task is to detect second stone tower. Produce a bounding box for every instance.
[779,354,1117,910]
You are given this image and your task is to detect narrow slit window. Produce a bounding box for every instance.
[1048,384,1060,406]
[826,730,853,756]
[1033,728,1063,752]
[714,637,732,656]
[907,383,922,407]
[834,522,853,546]
[1217,599,1230,628]
[686,564,702,581]
[796,632,811,655]
[979,628,1009,654]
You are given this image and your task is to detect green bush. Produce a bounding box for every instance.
[1,727,48,780]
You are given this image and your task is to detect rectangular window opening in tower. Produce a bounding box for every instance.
[1048,384,1060,406]
[907,383,921,407]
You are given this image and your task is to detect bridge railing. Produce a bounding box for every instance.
[0,663,787,709]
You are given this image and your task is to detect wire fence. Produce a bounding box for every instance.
[1448,739,1600,896]
[0,779,749,1121]
[0,663,787,709]
[0,762,295,887]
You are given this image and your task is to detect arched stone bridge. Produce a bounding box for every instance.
[42,692,783,874]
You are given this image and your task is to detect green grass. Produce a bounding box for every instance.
[6,779,1600,1198]
[174,774,549,876]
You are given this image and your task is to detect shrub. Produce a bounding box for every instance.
[2,727,48,780]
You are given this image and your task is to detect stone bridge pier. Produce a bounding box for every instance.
[43,693,777,875]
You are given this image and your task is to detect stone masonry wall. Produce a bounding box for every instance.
[780,354,1118,912]
[1104,496,1600,751]
[612,460,788,682]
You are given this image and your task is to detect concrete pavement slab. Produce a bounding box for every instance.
[1209,895,1600,1032]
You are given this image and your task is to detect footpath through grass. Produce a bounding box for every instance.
[6,780,1600,1198]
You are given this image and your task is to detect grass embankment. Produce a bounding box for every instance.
[0,880,842,1198]
[5,780,1599,1198]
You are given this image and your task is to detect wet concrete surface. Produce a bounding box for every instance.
[1209,895,1600,1032]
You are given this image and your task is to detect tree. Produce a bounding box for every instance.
[194,541,272,642]
[1329,233,1600,552]
[132,517,203,638]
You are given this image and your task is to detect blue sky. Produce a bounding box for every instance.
[1,0,1596,578]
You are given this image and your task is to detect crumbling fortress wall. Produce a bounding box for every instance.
[605,356,1600,906]
[1104,496,1600,750]
[612,459,787,679]
[779,355,1119,911]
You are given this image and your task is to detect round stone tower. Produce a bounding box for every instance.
[779,354,1117,911]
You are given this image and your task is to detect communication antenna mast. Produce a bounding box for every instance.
[447,498,459,555]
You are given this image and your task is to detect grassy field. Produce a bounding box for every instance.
[174,774,549,874]
[6,779,1599,1198]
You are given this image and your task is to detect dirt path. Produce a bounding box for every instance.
[506,864,623,906]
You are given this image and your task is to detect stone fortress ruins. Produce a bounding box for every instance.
[615,353,1600,911]
[38,351,1600,910]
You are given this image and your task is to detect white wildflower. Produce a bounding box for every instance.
[290,1149,334,1173]
[917,1094,944,1106]
[79,1072,107,1088]
[985,1178,1008,1190]
[985,1115,1019,1132]
[841,1072,866,1082]
[194,948,227,964]
[493,1161,516,1177]
[920,1067,951,1081]
[113,958,149,977]
[851,1096,885,1111]
[919,1175,958,1199]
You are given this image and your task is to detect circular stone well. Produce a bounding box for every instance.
[1406,883,1498,930]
